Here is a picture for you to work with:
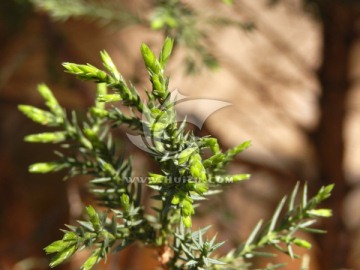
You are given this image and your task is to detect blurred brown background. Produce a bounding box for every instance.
[1,0,360,269]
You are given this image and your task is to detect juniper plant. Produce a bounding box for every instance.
[29,0,254,73]
[19,38,333,270]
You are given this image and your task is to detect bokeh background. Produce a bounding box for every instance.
[1,0,360,269]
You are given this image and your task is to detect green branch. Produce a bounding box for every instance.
[19,38,333,270]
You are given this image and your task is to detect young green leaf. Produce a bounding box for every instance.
[37,84,63,116]
[49,245,76,268]
[159,37,174,67]
[141,43,161,74]
[29,162,66,173]
[18,105,61,126]
[81,250,100,270]
[100,50,121,80]
[25,132,67,143]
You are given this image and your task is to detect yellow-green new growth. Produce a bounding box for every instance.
[19,37,334,270]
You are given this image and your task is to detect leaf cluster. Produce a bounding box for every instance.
[20,38,333,270]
